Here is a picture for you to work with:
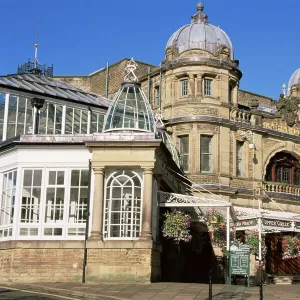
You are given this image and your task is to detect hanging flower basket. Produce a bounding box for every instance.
[245,230,266,255]
[162,210,192,244]
[282,235,300,260]
[206,209,224,227]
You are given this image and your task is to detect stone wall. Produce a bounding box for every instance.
[0,242,160,283]
[53,76,91,93]
[56,59,158,98]
[238,89,273,107]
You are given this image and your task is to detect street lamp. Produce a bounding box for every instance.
[255,185,264,300]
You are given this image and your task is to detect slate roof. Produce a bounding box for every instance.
[0,73,110,108]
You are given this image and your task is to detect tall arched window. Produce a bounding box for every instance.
[265,152,300,185]
[104,170,142,239]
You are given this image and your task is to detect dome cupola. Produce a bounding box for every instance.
[288,68,300,91]
[103,59,155,132]
[166,3,233,59]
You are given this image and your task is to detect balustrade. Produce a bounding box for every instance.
[230,108,252,123]
[264,182,300,196]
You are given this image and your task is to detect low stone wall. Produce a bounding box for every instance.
[0,241,161,283]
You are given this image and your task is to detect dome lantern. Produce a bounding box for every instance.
[103,59,156,133]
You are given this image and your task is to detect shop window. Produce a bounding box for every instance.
[104,170,142,239]
[236,141,244,177]
[200,135,213,173]
[204,79,212,96]
[178,135,189,172]
[180,79,188,97]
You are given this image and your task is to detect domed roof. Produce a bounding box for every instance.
[166,3,233,59]
[103,59,155,133]
[288,68,300,90]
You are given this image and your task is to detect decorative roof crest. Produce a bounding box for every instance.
[124,58,138,82]
[191,2,208,24]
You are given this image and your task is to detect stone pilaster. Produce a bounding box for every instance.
[90,167,104,239]
[188,74,195,97]
[196,73,203,97]
[141,167,153,239]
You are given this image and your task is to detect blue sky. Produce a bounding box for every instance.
[0,0,299,99]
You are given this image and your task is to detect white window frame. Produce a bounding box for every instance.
[180,79,188,97]
[103,170,143,240]
[0,169,17,240]
[204,79,212,96]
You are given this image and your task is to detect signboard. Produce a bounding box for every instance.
[228,244,251,286]
[262,218,292,230]
[295,222,300,231]
[235,219,257,229]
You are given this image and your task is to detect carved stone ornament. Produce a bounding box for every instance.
[275,93,299,127]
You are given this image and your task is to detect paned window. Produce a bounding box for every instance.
[154,86,160,106]
[104,170,142,239]
[90,112,104,133]
[200,135,213,173]
[68,170,88,224]
[178,135,189,172]
[39,102,63,134]
[0,170,17,238]
[0,93,6,141]
[180,79,188,97]
[21,170,42,224]
[204,79,212,96]
[45,171,65,224]
[6,95,33,139]
[65,107,89,134]
[236,141,244,177]
[265,152,300,185]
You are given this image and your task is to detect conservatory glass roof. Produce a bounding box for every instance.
[104,82,155,132]
[0,74,110,108]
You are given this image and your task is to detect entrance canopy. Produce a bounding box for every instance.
[158,191,300,234]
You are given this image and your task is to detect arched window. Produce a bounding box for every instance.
[265,152,300,185]
[104,170,142,239]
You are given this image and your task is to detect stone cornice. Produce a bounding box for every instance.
[167,115,300,143]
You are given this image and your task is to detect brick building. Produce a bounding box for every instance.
[1,2,300,284]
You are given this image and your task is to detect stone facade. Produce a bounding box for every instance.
[0,241,160,283]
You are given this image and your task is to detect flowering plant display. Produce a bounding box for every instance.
[282,235,300,260]
[162,210,192,244]
[245,230,266,255]
[206,209,224,227]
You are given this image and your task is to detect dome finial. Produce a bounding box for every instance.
[124,58,138,82]
[192,2,208,24]
[197,2,204,11]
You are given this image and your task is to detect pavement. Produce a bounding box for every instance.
[1,282,300,300]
